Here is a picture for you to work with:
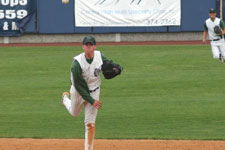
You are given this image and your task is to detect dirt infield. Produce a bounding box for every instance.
[0,40,209,47]
[1,139,225,150]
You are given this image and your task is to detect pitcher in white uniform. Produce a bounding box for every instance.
[62,36,119,150]
[202,8,225,63]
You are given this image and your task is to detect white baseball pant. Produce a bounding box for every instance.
[62,85,99,124]
[210,39,225,59]
[62,85,100,150]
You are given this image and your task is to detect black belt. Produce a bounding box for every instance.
[211,39,220,41]
[89,87,99,93]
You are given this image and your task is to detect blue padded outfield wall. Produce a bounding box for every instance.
[20,0,223,34]
[0,0,37,36]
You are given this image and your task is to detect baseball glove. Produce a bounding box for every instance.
[101,60,123,79]
[214,26,222,35]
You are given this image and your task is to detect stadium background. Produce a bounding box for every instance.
[1,0,225,150]
[0,0,224,43]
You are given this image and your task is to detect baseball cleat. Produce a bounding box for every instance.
[219,54,224,63]
[62,92,70,103]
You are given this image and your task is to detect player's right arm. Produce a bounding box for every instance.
[71,60,101,109]
[202,23,208,44]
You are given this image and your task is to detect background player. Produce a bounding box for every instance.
[202,8,225,63]
[62,36,122,150]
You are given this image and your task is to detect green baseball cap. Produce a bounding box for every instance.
[209,8,216,13]
[82,36,96,45]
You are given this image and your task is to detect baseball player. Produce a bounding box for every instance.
[202,8,225,63]
[62,36,122,150]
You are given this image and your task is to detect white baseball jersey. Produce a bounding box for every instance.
[205,17,225,59]
[205,17,223,40]
[72,50,103,91]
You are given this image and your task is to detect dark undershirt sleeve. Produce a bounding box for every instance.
[71,60,95,104]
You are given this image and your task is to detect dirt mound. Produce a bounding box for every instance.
[1,139,225,150]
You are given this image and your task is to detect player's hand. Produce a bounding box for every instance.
[93,100,102,109]
[202,39,207,44]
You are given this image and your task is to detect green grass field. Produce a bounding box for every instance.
[0,45,225,140]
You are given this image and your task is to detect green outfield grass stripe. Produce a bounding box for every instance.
[0,45,225,140]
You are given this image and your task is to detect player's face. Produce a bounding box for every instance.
[209,13,216,19]
[82,43,96,57]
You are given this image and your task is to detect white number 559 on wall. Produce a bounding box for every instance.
[0,9,28,19]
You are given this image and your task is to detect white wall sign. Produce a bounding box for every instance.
[75,0,181,26]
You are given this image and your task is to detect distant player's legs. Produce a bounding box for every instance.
[62,86,84,117]
[211,44,220,59]
[84,88,100,150]
[219,41,225,61]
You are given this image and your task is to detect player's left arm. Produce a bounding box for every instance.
[101,53,122,70]
[101,53,111,63]
[220,20,225,35]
